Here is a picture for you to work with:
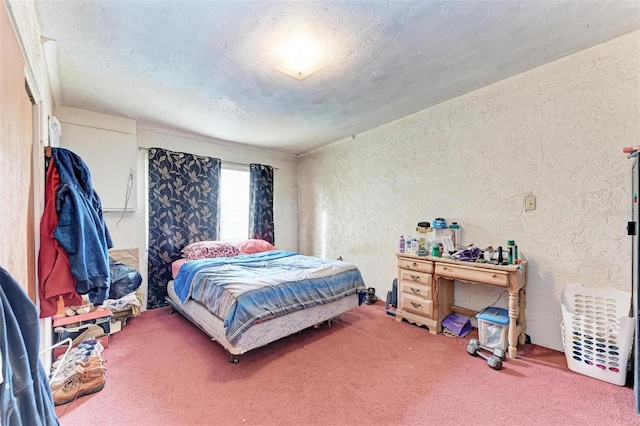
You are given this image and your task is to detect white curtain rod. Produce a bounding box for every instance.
[138,147,278,170]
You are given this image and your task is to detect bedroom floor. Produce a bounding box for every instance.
[54,302,637,425]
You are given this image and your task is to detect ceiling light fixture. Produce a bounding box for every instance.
[275,37,325,80]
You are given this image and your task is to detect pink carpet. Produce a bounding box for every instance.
[55,302,638,425]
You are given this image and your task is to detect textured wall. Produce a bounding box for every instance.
[299,31,640,351]
[103,127,300,308]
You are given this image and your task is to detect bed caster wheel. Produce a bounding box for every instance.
[230,354,239,363]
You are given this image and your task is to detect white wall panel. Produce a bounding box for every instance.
[57,106,137,211]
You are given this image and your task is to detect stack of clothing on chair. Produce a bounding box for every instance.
[49,337,107,406]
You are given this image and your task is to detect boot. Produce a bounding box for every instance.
[51,356,106,389]
[52,363,106,406]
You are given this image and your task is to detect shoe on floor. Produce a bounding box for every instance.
[51,356,106,388]
[52,342,104,371]
[73,338,104,355]
[52,363,106,406]
[75,339,103,352]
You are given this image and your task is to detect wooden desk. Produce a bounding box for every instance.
[396,254,527,359]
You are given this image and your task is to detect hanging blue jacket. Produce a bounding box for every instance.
[0,267,59,426]
[52,148,113,305]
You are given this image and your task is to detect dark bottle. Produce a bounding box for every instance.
[507,240,515,264]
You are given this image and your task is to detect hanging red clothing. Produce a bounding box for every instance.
[37,155,82,318]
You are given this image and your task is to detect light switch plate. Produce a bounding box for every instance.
[525,195,536,211]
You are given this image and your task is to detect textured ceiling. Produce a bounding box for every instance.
[34,1,640,155]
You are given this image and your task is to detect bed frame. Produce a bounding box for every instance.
[165,280,360,363]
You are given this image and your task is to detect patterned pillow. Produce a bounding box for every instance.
[181,241,241,260]
[238,239,276,254]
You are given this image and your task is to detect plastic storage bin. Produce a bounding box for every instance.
[561,283,633,386]
[476,307,509,351]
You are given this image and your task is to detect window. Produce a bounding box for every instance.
[219,167,250,240]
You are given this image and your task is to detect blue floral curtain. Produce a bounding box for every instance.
[147,148,221,308]
[249,163,275,245]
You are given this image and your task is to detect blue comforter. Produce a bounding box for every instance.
[173,250,367,344]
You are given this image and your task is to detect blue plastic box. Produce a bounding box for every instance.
[476,307,509,350]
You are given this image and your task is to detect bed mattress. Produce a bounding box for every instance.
[167,280,359,356]
[173,250,366,344]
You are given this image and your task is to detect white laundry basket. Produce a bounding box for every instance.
[561,283,634,386]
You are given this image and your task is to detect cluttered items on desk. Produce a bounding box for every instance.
[437,241,521,265]
[399,218,520,265]
[400,218,460,255]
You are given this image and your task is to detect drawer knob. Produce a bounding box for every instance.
[410,274,420,281]
[410,287,420,294]
[442,266,448,270]
[491,274,497,278]
[412,262,417,267]
[410,301,422,309]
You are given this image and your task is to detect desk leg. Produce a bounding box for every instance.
[508,291,519,359]
[518,287,527,345]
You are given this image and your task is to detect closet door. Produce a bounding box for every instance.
[0,4,34,297]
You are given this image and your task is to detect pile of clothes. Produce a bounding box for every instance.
[38,148,113,318]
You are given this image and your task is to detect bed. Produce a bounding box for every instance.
[165,249,367,362]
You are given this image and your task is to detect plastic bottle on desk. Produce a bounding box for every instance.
[411,238,418,254]
[449,222,460,248]
[399,235,405,254]
[406,236,412,254]
[507,240,515,264]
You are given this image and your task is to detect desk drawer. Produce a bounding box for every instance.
[400,279,432,300]
[435,263,509,287]
[398,268,432,287]
[400,293,433,318]
[398,258,433,274]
